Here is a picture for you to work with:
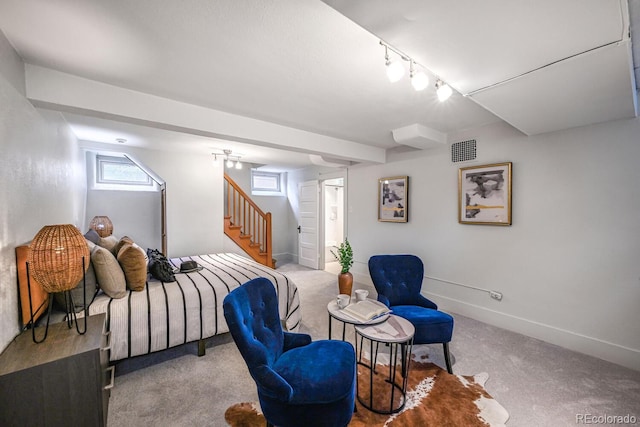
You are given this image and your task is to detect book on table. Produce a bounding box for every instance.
[342,300,391,322]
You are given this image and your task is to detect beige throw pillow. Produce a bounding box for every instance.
[97,235,119,253]
[91,245,127,299]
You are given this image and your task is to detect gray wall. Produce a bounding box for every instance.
[80,142,224,258]
[338,119,640,371]
[85,188,162,252]
[0,32,86,353]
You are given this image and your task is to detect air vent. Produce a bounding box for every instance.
[451,139,477,163]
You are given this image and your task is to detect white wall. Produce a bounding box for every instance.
[345,119,640,371]
[0,32,86,353]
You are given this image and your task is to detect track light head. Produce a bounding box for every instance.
[435,79,453,101]
[384,44,405,82]
[410,65,429,91]
[386,60,404,83]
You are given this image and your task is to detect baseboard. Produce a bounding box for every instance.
[353,271,640,371]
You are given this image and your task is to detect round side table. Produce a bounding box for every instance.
[327,298,390,341]
[354,314,414,414]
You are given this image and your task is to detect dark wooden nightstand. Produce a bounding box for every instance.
[0,313,112,426]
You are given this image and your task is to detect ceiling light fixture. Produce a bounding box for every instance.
[217,149,242,169]
[384,45,405,83]
[435,79,453,101]
[410,61,429,91]
[380,40,452,98]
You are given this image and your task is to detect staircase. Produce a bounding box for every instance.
[224,173,274,268]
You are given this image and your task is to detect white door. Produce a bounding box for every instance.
[298,180,319,269]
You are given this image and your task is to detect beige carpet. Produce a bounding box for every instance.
[107,263,640,427]
[225,349,509,427]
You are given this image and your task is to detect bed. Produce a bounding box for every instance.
[16,246,301,362]
[90,253,301,361]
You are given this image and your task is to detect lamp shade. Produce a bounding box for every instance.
[89,216,113,237]
[436,80,453,101]
[28,224,89,293]
[386,60,405,83]
[411,70,429,91]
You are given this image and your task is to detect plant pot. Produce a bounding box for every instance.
[338,272,353,296]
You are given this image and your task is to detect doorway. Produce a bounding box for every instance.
[322,177,344,274]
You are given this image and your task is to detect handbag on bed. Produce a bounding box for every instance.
[147,248,176,282]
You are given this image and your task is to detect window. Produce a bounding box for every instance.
[251,170,285,196]
[92,154,159,192]
[96,155,153,186]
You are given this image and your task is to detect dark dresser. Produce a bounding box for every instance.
[0,313,112,426]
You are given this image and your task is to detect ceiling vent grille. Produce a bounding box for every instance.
[451,139,477,163]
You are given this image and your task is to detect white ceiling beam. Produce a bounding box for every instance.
[24,65,386,164]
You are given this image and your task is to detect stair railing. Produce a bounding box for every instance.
[223,173,273,267]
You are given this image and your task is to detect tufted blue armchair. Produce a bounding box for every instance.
[368,254,454,373]
[223,277,356,427]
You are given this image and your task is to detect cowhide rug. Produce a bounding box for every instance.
[225,350,509,427]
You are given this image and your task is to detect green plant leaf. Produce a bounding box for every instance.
[331,238,353,274]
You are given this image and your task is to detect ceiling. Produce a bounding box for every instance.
[0,0,637,169]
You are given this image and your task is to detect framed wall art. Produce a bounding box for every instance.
[459,162,512,225]
[378,176,408,222]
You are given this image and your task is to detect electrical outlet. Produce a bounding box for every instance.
[489,291,503,301]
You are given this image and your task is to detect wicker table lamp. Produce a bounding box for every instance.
[89,215,113,237]
[28,224,90,342]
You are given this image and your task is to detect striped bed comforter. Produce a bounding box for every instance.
[87,253,301,361]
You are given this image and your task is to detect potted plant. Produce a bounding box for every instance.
[331,238,354,296]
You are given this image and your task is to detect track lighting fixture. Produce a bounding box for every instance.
[212,149,243,169]
[380,40,452,99]
[435,79,453,101]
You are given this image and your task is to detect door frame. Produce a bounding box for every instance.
[319,170,348,270]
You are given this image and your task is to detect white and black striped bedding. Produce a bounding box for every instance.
[87,253,301,361]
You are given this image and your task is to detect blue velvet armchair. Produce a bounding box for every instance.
[368,254,454,373]
[223,277,356,427]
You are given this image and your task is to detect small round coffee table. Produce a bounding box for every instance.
[354,314,415,414]
[327,298,390,341]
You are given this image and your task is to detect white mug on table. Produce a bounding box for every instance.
[337,294,350,309]
[355,289,369,302]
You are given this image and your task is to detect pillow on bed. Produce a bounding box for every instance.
[84,228,100,245]
[97,235,119,253]
[113,236,134,256]
[91,245,127,299]
[117,242,148,291]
